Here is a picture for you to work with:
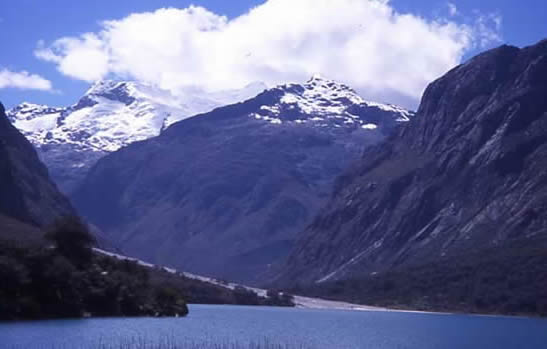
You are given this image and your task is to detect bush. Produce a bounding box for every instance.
[45,216,96,266]
[266,289,295,307]
[0,236,189,320]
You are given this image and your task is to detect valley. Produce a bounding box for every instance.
[2,1,547,348]
[67,75,412,284]
[3,41,547,318]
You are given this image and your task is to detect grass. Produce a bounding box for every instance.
[8,338,310,349]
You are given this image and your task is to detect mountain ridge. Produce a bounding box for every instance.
[0,102,75,229]
[7,81,267,193]
[276,40,547,285]
[70,76,413,284]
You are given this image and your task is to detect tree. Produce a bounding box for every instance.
[45,216,96,266]
[266,289,295,306]
[155,284,189,316]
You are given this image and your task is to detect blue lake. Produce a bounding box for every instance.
[1,305,546,349]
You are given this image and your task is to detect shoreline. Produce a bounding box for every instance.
[93,249,542,320]
[290,297,543,320]
[2,303,542,324]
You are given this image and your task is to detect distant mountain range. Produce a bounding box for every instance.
[69,75,412,283]
[7,81,266,193]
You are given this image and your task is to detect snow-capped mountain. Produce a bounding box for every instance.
[276,42,547,289]
[7,81,267,193]
[71,75,414,284]
[248,74,412,128]
[8,75,412,195]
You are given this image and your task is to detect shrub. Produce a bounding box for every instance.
[45,216,96,266]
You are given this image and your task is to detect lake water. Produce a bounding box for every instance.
[1,305,546,349]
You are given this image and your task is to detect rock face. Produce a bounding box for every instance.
[277,40,547,285]
[0,102,75,229]
[7,81,266,193]
[71,76,412,283]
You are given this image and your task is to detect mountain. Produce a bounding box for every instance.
[71,76,413,284]
[7,81,267,193]
[277,40,547,287]
[0,102,75,230]
[0,102,292,321]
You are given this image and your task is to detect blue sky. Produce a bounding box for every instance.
[0,0,546,109]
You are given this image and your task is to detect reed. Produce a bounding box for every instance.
[9,337,310,349]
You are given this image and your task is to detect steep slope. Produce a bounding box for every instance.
[7,81,266,193]
[278,40,547,285]
[295,235,547,316]
[71,76,412,284]
[0,102,75,230]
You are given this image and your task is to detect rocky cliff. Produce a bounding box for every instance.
[278,40,547,285]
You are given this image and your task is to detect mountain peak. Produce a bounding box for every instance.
[86,80,133,95]
[250,77,412,128]
[307,73,328,83]
[305,73,353,87]
[82,80,142,106]
[7,80,267,193]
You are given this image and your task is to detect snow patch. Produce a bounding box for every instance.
[362,123,378,130]
[248,75,412,129]
[7,80,266,177]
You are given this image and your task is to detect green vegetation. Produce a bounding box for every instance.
[8,338,309,349]
[148,273,294,307]
[0,217,188,320]
[265,289,294,307]
[45,216,96,267]
[0,217,295,321]
[294,237,547,317]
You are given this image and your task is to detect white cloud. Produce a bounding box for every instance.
[0,69,52,91]
[36,35,109,82]
[34,0,502,109]
[447,3,459,17]
[473,12,503,48]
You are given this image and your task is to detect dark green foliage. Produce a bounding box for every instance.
[0,240,190,320]
[265,290,295,307]
[147,271,295,307]
[294,237,547,317]
[0,216,294,320]
[45,216,96,266]
[0,219,189,320]
[153,284,188,316]
[234,286,262,305]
